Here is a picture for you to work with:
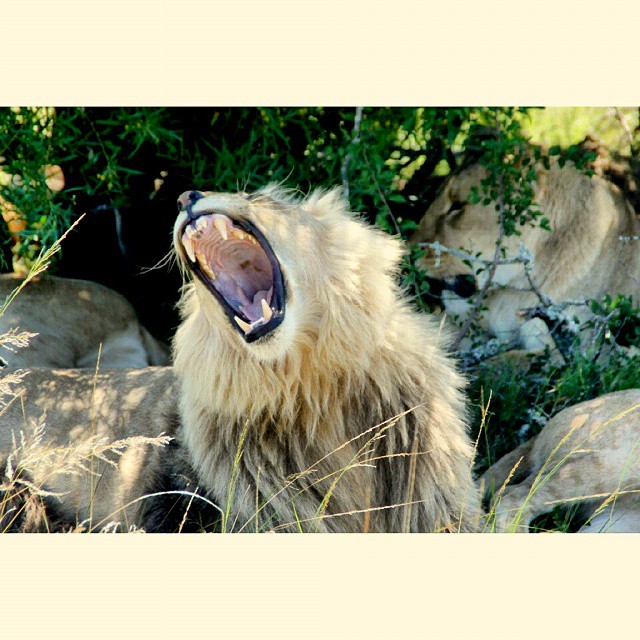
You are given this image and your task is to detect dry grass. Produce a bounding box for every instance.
[0,407,172,532]
[1,359,637,533]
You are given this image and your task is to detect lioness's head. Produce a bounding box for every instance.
[411,164,547,307]
[174,187,404,365]
[412,165,497,281]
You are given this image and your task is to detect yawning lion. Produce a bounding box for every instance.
[1,187,481,533]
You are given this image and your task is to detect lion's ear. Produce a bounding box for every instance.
[302,188,404,274]
[368,228,405,276]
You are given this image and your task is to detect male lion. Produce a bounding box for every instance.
[0,274,170,369]
[411,161,640,351]
[0,187,481,533]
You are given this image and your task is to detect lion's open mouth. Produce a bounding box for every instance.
[180,213,285,342]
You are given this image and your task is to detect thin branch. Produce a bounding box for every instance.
[450,115,507,351]
[418,240,530,268]
[341,106,364,202]
[612,108,635,148]
[362,146,402,237]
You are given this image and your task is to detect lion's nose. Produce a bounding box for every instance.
[177,190,205,215]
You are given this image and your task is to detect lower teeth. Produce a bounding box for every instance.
[234,316,253,334]
[233,305,275,336]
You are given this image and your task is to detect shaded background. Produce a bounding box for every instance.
[3,106,638,342]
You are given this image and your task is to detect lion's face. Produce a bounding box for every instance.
[174,188,403,364]
[411,164,541,314]
[412,165,500,280]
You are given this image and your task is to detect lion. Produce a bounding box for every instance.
[0,367,177,532]
[481,389,640,533]
[0,274,170,369]
[411,161,640,351]
[0,187,481,533]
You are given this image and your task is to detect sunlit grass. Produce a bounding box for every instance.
[522,107,639,154]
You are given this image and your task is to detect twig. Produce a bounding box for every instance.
[612,108,635,148]
[451,212,505,350]
[418,240,530,268]
[450,116,507,351]
[341,107,364,202]
[361,146,402,237]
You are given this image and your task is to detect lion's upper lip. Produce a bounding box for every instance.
[178,212,286,342]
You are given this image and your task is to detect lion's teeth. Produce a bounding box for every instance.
[199,257,216,280]
[234,229,254,243]
[182,235,196,262]
[195,217,207,232]
[213,217,228,241]
[261,298,273,322]
[234,316,253,334]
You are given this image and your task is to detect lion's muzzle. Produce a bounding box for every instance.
[176,194,286,343]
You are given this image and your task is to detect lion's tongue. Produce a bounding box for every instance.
[240,288,274,321]
[213,271,273,322]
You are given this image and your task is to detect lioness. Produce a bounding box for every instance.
[0,187,481,533]
[0,274,170,369]
[481,389,640,533]
[411,161,640,351]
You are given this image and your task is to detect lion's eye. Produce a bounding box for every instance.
[446,200,466,217]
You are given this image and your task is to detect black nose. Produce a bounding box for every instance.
[423,276,446,304]
[451,275,477,299]
[177,190,204,216]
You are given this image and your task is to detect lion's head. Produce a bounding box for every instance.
[411,164,540,287]
[173,187,404,367]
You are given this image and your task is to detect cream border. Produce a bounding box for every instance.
[2,0,640,637]
[4,0,640,105]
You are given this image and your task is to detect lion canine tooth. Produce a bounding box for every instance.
[234,316,253,334]
[213,217,228,240]
[182,234,196,262]
[261,298,273,322]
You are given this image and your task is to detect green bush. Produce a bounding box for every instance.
[0,107,545,298]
